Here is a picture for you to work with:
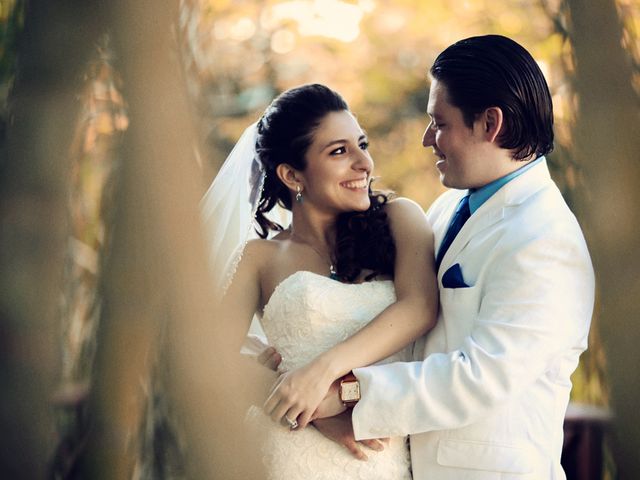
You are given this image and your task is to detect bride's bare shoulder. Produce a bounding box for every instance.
[244,234,290,267]
[385,197,431,229]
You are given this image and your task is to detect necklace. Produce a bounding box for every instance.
[289,230,338,280]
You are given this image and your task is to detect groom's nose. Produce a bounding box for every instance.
[422,124,435,147]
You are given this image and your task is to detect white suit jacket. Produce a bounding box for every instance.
[353,159,594,479]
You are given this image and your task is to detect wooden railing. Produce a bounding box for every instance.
[562,403,612,480]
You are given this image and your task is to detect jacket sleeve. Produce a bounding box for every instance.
[352,219,595,440]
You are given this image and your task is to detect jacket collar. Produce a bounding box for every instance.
[438,158,554,276]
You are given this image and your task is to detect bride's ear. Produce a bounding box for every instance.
[276,163,303,194]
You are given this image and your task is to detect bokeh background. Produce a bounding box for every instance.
[1,0,638,478]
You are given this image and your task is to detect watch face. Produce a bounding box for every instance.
[341,382,360,402]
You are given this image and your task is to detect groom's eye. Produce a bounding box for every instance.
[428,118,442,130]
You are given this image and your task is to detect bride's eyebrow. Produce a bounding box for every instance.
[321,133,368,152]
[321,139,347,152]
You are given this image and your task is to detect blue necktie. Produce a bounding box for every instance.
[435,195,471,270]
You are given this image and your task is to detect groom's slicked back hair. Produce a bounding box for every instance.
[430,34,554,160]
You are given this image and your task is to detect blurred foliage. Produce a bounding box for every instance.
[51,37,127,479]
[59,37,126,398]
[0,0,23,86]
[0,0,23,140]
[618,0,640,89]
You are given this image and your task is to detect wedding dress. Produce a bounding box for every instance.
[246,271,412,479]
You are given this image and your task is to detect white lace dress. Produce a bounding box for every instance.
[246,271,412,479]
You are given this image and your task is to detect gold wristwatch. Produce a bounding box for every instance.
[339,372,360,408]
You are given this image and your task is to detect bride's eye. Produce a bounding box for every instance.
[359,140,369,150]
[330,146,346,155]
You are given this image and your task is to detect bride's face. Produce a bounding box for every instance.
[299,110,373,214]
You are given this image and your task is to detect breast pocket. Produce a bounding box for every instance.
[440,284,483,348]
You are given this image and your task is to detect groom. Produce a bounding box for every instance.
[311,34,595,479]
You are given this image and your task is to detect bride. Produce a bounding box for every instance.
[202,84,438,478]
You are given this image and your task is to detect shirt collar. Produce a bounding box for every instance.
[468,156,544,214]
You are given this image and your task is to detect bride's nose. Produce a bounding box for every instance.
[352,148,373,173]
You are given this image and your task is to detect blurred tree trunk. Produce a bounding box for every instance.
[565,0,640,477]
[0,1,103,477]
[78,1,267,478]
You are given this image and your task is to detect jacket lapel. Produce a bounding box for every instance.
[438,207,504,280]
[437,159,554,278]
[432,190,466,254]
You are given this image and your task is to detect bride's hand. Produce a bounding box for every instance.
[263,358,336,429]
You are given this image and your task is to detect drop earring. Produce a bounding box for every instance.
[295,185,304,204]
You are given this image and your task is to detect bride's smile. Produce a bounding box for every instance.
[340,177,369,190]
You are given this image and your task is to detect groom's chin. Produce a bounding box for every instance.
[440,174,454,188]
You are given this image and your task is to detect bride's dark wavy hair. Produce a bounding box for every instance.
[254,84,395,282]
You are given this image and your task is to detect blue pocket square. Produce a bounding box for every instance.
[442,263,470,289]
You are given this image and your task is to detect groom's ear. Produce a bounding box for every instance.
[481,107,504,143]
[275,163,303,193]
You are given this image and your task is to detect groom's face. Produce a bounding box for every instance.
[423,79,492,189]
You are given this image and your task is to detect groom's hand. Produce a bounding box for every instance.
[241,334,282,372]
[257,346,282,372]
[312,410,388,460]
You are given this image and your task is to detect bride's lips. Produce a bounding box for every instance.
[340,177,369,190]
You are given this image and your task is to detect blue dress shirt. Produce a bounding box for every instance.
[467,156,544,214]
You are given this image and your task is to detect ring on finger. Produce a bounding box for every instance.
[284,415,298,430]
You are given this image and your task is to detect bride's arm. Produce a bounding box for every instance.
[264,197,438,428]
[217,240,278,406]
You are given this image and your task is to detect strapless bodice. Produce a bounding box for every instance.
[260,271,410,371]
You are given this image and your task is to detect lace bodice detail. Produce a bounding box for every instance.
[247,271,412,479]
[260,271,411,371]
